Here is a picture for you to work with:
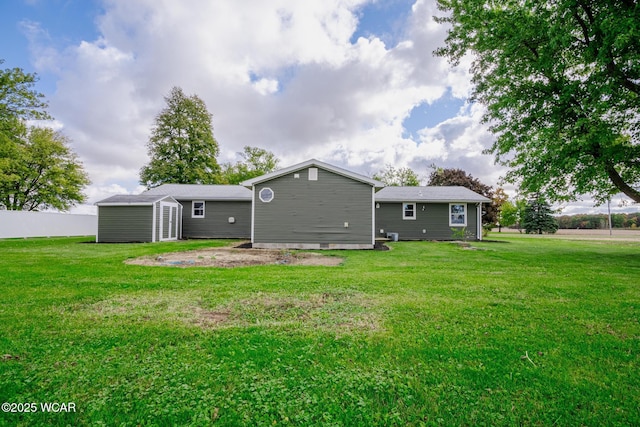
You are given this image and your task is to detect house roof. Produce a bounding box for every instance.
[95,194,178,206]
[241,159,384,187]
[375,186,491,203]
[142,184,252,201]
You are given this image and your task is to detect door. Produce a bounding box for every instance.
[159,202,178,241]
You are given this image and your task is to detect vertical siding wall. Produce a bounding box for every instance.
[253,168,373,245]
[0,211,97,239]
[375,202,479,240]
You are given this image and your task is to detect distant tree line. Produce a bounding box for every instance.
[556,213,640,229]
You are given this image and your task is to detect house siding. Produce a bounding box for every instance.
[376,202,479,240]
[180,200,251,238]
[97,206,153,242]
[253,168,373,247]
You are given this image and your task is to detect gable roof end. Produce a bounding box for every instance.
[241,158,384,187]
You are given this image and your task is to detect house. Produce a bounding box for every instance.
[96,195,182,243]
[95,160,491,245]
[141,184,251,239]
[241,159,384,249]
[374,186,491,241]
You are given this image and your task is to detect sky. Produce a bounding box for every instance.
[1,0,635,215]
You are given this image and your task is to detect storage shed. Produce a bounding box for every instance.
[96,195,182,243]
[242,159,384,249]
[374,186,490,241]
[143,184,251,239]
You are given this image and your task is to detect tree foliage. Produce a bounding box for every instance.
[499,198,527,232]
[219,146,280,184]
[427,167,497,224]
[1,59,89,211]
[140,87,220,188]
[373,165,420,186]
[523,197,559,234]
[0,59,50,131]
[0,124,90,211]
[435,0,640,204]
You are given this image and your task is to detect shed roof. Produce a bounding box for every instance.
[241,159,384,187]
[142,184,251,201]
[375,186,491,203]
[95,194,178,206]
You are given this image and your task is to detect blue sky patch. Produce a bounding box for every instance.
[351,0,414,47]
[402,91,466,137]
[0,0,101,93]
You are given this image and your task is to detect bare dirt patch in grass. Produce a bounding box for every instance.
[87,291,381,334]
[125,247,343,268]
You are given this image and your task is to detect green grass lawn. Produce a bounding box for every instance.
[0,235,638,426]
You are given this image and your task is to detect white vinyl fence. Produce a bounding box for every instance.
[0,211,97,239]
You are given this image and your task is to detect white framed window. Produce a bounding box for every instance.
[192,201,205,218]
[259,187,274,203]
[308,168,318,181]
[449,203,466,226]
[403,203,416,220]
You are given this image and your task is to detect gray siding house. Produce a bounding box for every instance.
[142,184,251,239]
[374,186,491,241]
[242,159,384,249]
[96,195,182,243]
[95,161,491,245]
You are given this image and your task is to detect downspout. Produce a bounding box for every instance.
[250,186,255,244]
[476,203,482,241]
[371,186,376,247]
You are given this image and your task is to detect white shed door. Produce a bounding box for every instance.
[159,202,178,241]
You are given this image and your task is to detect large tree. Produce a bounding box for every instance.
[523,197,559,235]
[219,146,280,184]
[435,0,640,204]
[140,87,220,188]
[1,124,90,211]
[427,167,497,224]
[499,198,528,233]
[373,165,420,186]
[1,60,89,211]
[0,59,50,130]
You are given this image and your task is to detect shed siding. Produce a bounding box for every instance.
[376,202,479,240]
[253,168,373,245]
[180,201,251,238]
[97,206,153,242]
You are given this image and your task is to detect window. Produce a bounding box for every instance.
[259,187,274,203]
[449,203,466,226]
[192,201,205,218]
[403,203,416,220]
[308,168,318,181]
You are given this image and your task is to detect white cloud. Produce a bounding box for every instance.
[252,78,279,96]
[30,0,503,200]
